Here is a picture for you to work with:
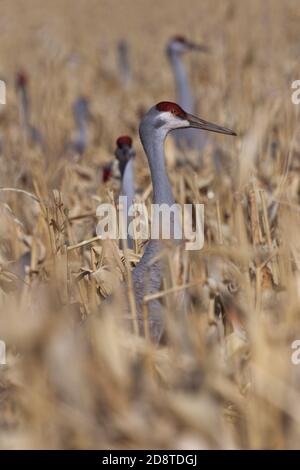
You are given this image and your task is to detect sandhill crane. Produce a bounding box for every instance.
[15,71,43,147]
[102,162,113,183]
[71,96,90,157]
[132,101,236,342]
[166,36,208,153]
[115,136,136,248]
[101,136,135,188]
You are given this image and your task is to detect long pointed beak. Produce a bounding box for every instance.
[186,113,237,136]
[187,42,209,53]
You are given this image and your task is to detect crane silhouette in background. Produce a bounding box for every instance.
[117,40,131,88]
[71,96,90,157]
[166,36,208,154]
[15,71,44,148]
[115,135,136,248]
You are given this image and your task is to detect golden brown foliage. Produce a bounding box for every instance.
[0,0,300,449]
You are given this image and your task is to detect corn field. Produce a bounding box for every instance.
[0,0,300,450]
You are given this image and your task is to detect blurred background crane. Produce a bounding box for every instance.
[166,36,208,154]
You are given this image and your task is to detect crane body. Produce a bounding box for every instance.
[132,101,236,341]
[115,136,136,248]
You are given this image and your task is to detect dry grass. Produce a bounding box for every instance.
[0,0,300,449]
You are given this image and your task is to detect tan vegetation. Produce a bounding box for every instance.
[0,0,300,449]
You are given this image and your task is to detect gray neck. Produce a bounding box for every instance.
[135,123,181,260]
[122,158,135,209]
[169,51,194,114]
[78,121,87,143]
[19,88,30,129]
[133,125,171,311]
[169,52,207,153]
[76,117,87,149]
[118,42,131,86]
[140,127,174,207]
[121,158,135,248]
[132,121,181,337]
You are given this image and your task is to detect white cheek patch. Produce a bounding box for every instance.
[159,111,173,121]
[159,112,189,130]
[175,118,189,128]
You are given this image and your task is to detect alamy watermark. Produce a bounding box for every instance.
[291,340,300,365]
[0,80,6,105]
[0,340,6,365]
[291,81,300,105]
[96,196,205,251]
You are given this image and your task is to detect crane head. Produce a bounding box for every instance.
[141,101,237,136]
[115,136,136,176]
[116,135,133,149]
[167,36,208,56]
[102,162,113,183]
[16,71,28,89]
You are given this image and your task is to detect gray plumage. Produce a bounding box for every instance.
[115,137,136,248]
[72,97,90,156]
[16,72,44,147]
[133,114,176,340]
[167,37,208,153]
[132,105,188,341]
[131,101,236,342]
[117,40,131,87]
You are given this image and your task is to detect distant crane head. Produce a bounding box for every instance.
[166,36,208,57]
[15,71,28,90]
[140,101,236,137]
[101,136,135,184]
[102,163,113,183]
[115,135,135,177]
[15,70,44,147]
